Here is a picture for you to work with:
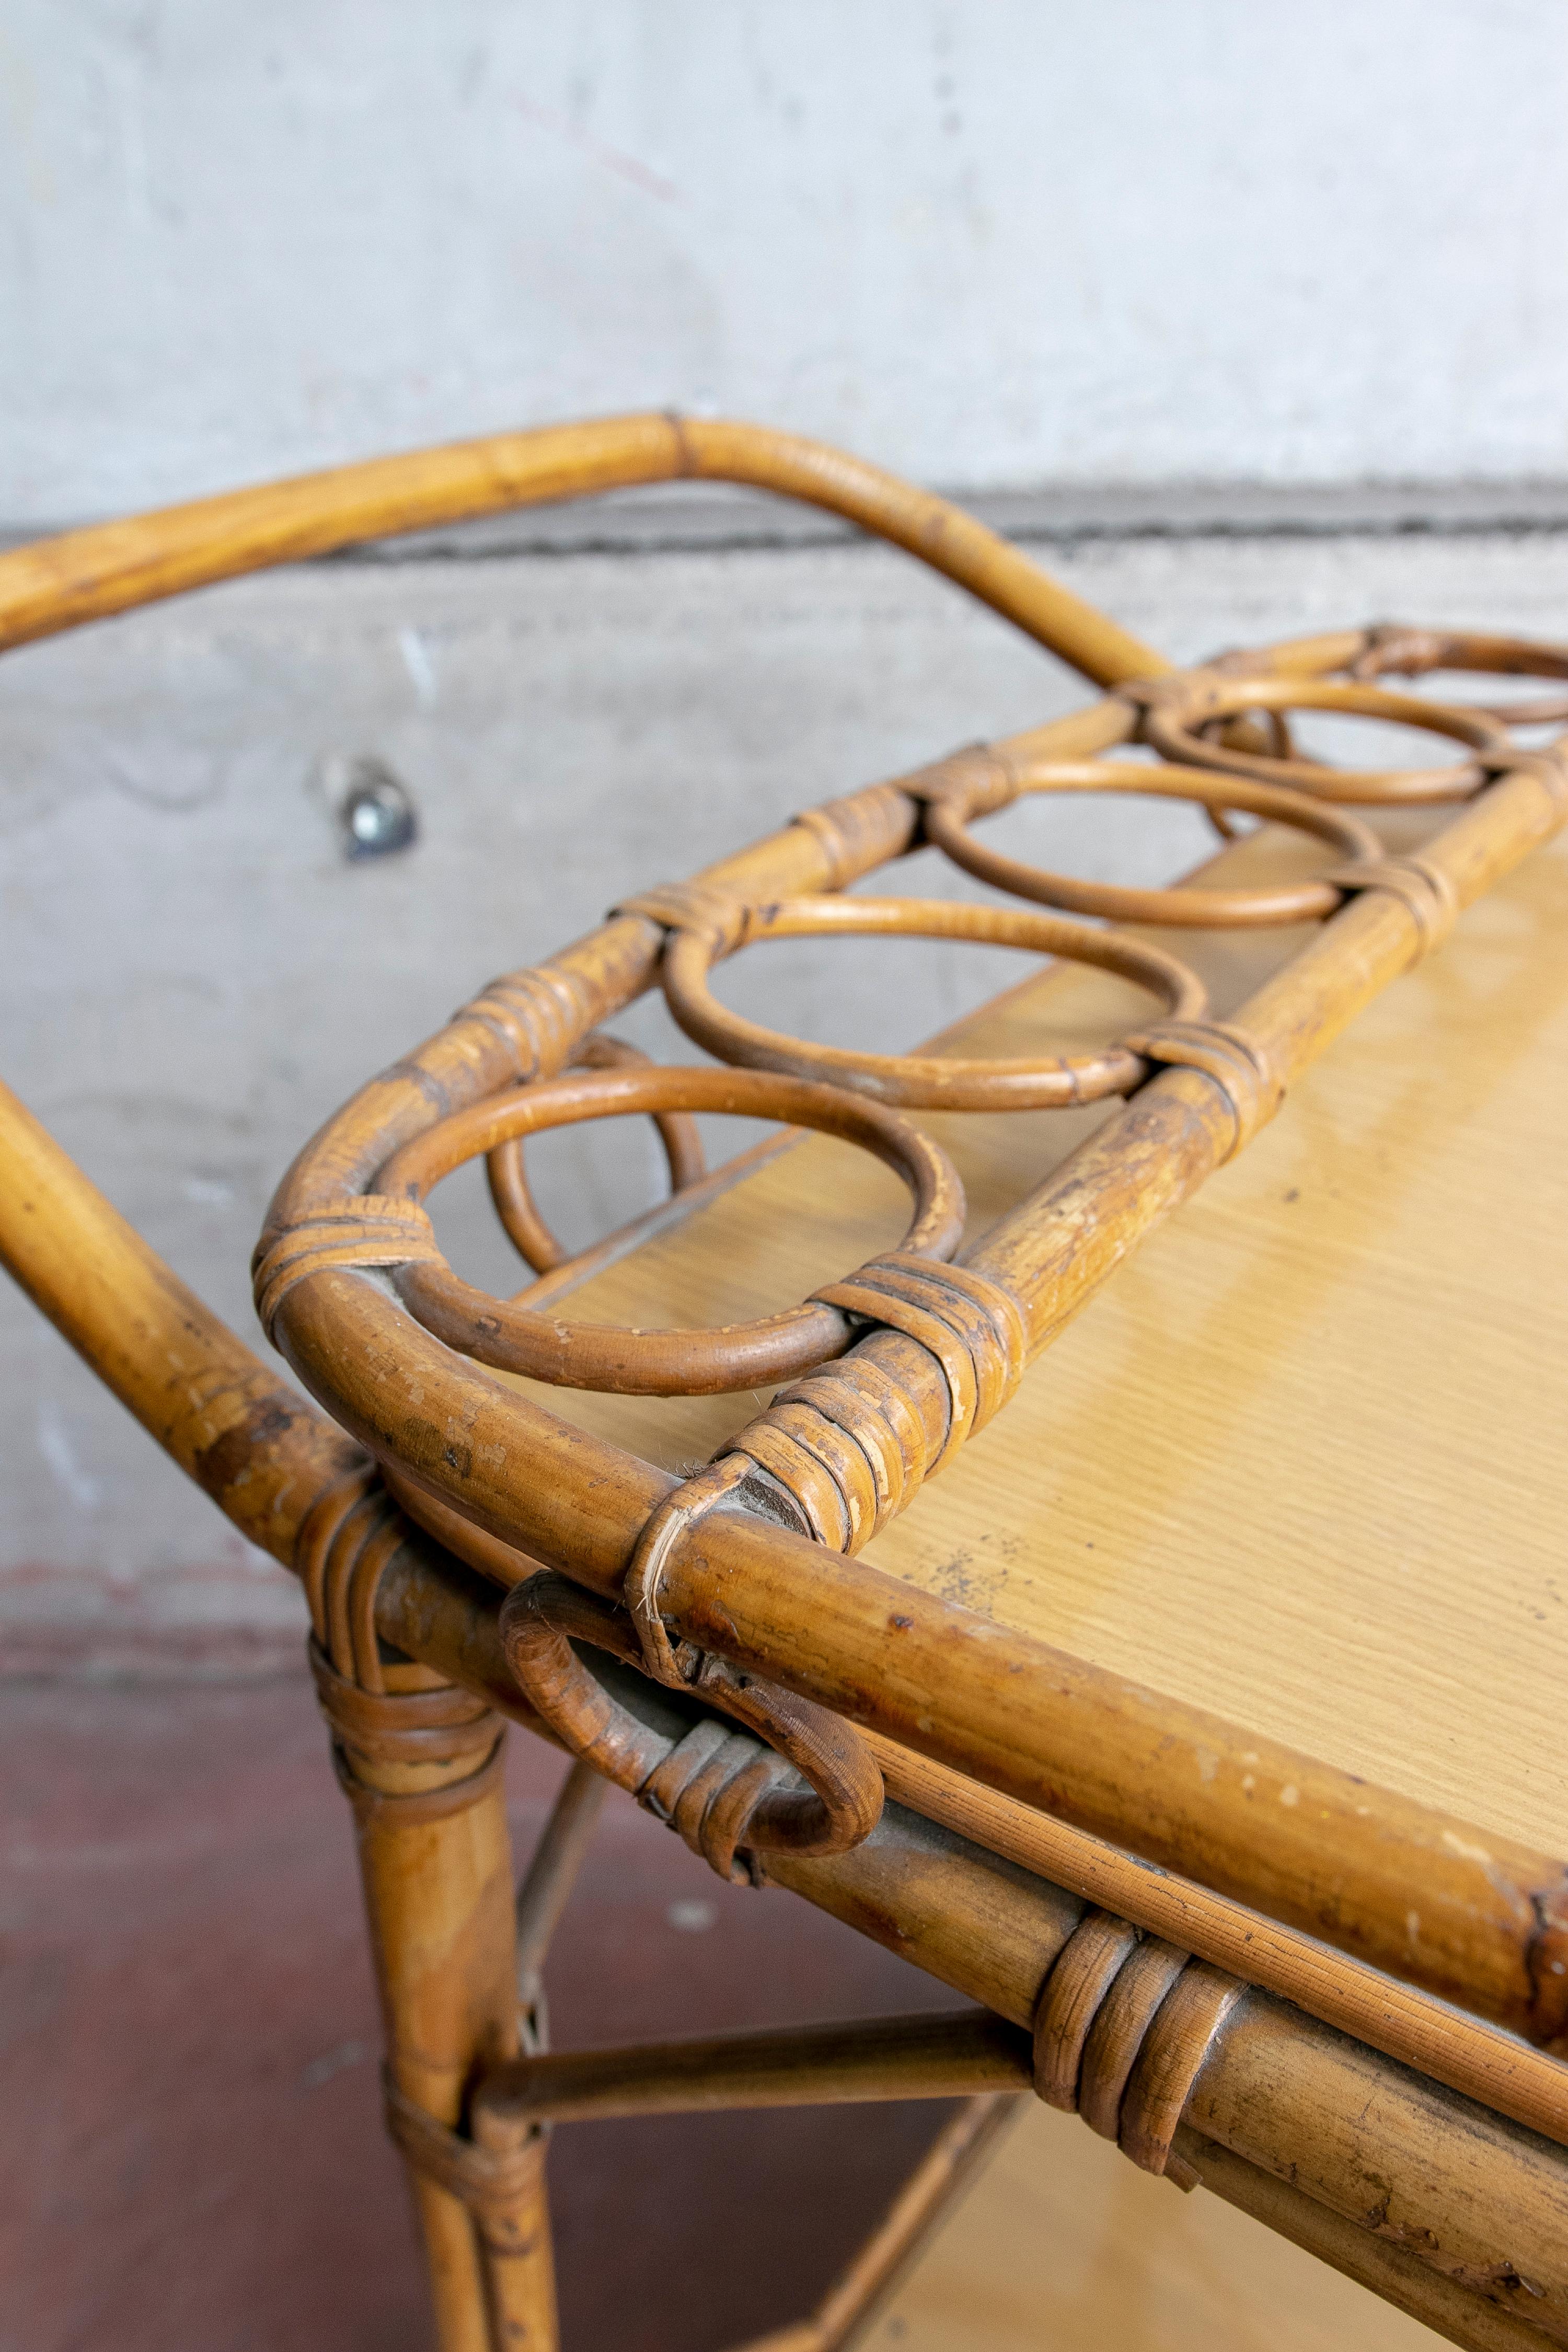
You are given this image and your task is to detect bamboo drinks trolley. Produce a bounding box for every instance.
[3,418,1567,2349]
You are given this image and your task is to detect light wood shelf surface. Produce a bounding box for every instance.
[857,2100,1446,2352]
[490,824,1568,1857]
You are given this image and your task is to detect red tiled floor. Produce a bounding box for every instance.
[0,1674,956,2351]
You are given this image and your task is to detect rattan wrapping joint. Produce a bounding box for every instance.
[901,741,1021,826]
[1109,672,1197,727]
[635,1715,797,1884]
[790,783,922,887]
[1032,1906,1247,2189]
[462,956,597,1080]
[1121,1019,1284,1162]
[1345,623,1454,679]
[810,1253,1028,1470]
[1322,857,1462,961]
[613,880,753,954]
[252,1196,443,1342]
[310,1639,507,1827]
[719,1253,1030,1553]
[383,2071,545,2249]
[500,1568,884,1881]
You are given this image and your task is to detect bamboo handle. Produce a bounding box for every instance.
[0,413,1166,685]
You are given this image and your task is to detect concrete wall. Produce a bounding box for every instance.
[6,6,1568,1669]
[5,0,1568,523]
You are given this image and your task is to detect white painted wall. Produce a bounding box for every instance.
[4,0,1567,524]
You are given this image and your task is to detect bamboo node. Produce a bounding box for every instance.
[463,958,595,1078]
[1121,1019,1283,1162]
[1033,1907,1247,2187]
[251,1197,444,1342]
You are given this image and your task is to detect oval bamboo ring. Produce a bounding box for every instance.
[1138,674,1511,805]
[1346,623,1568,682]
[924,762,1383,928]
[376,1063,965,1396]
[486,1031,705,1274]
[659,896,1208,1110]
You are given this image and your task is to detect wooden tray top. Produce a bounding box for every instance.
[497,822,1568,1858]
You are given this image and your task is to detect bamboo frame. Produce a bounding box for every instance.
[3,417,1567,2351]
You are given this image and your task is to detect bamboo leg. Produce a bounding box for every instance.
[328,1658,557,2352]
[473,2127,558,2352]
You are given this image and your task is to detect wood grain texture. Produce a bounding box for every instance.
[501,823,1567,1859]
[8,421,1565,2351]
[858,2099,1547,2352]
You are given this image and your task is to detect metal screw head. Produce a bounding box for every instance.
[334,756,418,860]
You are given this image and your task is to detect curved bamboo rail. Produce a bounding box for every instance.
[0,412,1165,685]
[4,416,1566,2351]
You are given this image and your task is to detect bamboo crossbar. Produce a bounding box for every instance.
[459,1791,1568,2343]
[476,2009,1033,2126]
[4,415,1567,2351]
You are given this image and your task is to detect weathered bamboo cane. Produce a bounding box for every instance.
[329,1666,542,2351]
[441,1787,1568,2346]
[237,603,1566,2037]
[20,1045,1566,2344]
[0,413,1166,686]
[3,764,1564,2078]
[5,419,1567,2349]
